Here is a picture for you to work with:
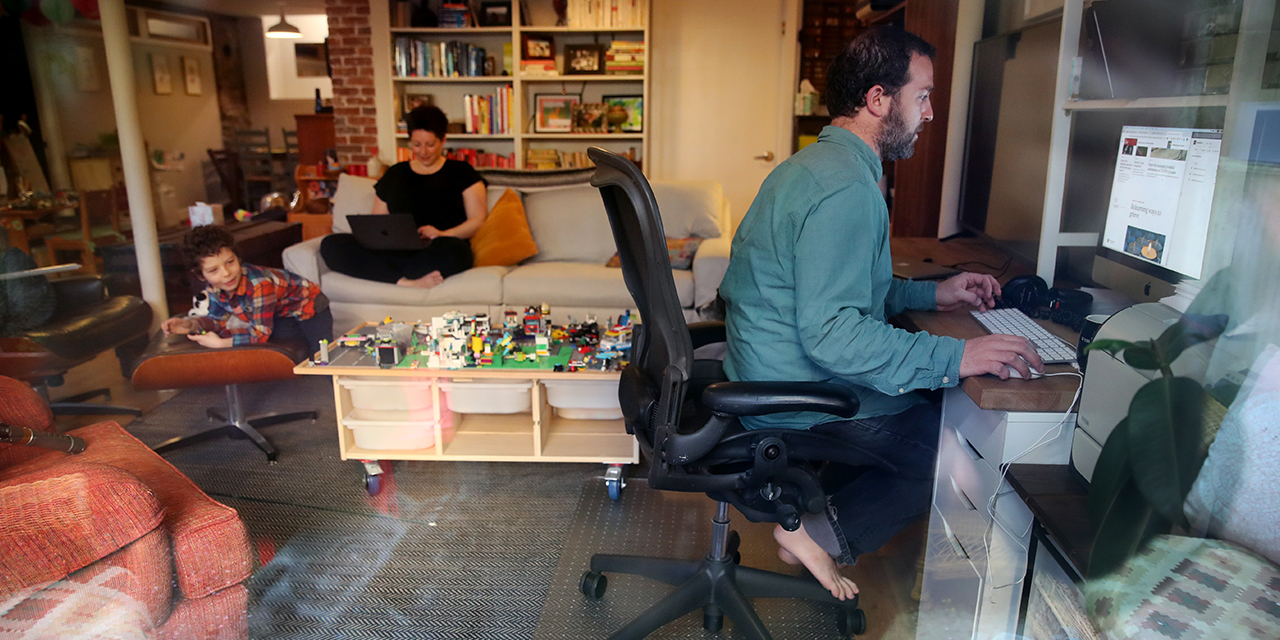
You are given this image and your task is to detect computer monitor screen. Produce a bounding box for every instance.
[1097,126,1223,285]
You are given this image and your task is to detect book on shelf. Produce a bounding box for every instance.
[394,39,491,77]
[520,60,558,75]
[567,0,646,29]
[396,146,515,169]
[438,2,474,28]
[462,85,514,135]
[523,147,638,170]
[605,41,645,75]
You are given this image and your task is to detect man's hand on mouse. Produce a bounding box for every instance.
[959,334,1044,379]
[936,272,1002,312]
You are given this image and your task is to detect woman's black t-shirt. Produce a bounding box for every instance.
[373,160,485,231]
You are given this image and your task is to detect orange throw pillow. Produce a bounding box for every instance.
[471,188,539,267]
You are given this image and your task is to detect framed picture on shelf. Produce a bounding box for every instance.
[401,92,435,116]
[522,34,554,60]
[602,94,643,132]
[534,93,581,133]
[478,1,511,26]
[564,44,605,75]
[571,102,608,133]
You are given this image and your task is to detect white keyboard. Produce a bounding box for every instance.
[969,308,1078,364]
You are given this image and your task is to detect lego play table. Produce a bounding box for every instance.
[294,324,637,496]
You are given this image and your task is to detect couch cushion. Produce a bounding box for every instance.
[502,262,694,309]
[650,181,726,239]
[63,423,252,600]
[471,189,539,267]
[523,186,616,265]
[330,173,379,234]
[321,266,507,307]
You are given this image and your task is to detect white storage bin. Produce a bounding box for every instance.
[342,407,444,450]
[439,380,533,414]
[542,379,623,420]
[339,377,433,411]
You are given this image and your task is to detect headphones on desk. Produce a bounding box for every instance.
[998,275,1093,331]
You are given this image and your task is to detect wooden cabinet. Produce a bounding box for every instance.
[294,113,335,167]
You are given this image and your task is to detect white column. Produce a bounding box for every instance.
[20,26,72,191]
[99,0,168,322]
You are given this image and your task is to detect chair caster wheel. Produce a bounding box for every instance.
[837,608,866,636]
[703,610,723,632]
[579,571,607,600]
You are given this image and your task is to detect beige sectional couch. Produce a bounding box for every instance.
[282,172,731,332]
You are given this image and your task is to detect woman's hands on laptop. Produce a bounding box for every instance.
[418,225,442,239]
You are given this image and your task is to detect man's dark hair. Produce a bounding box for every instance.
[826,27,937,118]
[405,105,449,139]
[184,225,238,273]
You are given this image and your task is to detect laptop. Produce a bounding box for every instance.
[891,258,960,280]
[347,214,427,251]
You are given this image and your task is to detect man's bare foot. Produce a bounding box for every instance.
[774,523,858,600]
[396,271,445,289]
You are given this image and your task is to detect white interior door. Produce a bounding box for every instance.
[651,0,798,229]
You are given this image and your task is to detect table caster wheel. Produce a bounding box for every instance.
[580,571,607,600]
[364,473,381,496]
[606,478,622,500]
[837,608,866,636]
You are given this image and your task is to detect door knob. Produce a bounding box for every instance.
[754,151,775,162]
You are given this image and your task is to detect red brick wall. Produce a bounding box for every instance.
[325,0,377,167]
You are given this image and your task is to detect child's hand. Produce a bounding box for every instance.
[187,332,233,349]
[162,317,198,336]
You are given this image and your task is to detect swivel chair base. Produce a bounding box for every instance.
[581,502,866,640]
[153,384,316,462]
[36,383,142,417]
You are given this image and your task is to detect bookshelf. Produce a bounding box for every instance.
[1032,0,1277,292]
[386,0,650,172]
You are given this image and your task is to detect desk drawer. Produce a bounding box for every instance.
[917,504,983,640]
[943,387,1075,466]
[941,425,1036,535]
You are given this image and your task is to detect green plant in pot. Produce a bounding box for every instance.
[1083,312,1230,578]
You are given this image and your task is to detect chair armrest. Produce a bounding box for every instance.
[686,320,725,350]
[50,276,106,312]
[282,236,326,286]
[691,236,731,311]
[0,462,165,594]
[700,381,860,418]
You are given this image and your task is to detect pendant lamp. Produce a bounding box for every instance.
[266,4,301,39]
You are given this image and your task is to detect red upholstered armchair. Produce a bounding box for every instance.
[0,376,253,639]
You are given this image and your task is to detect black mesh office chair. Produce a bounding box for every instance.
[581,148,895,639]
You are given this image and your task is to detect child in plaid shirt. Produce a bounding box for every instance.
[161,226,332,350]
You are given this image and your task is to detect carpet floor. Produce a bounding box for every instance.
[130,376,919,639]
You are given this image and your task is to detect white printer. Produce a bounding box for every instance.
[1071,303,1213,483]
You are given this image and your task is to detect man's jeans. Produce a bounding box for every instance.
[800,401,941,565]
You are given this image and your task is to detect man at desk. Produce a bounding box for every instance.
[719,27,1042,600]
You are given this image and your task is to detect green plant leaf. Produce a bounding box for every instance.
[1084,339,1137,357]
[1125,377,1212,529]
[1087,476,1171,579]
[1121,342,1161,371]
[1088,417,1132,527]
[1152,313,1228,365]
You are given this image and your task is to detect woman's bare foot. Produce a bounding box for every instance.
[774,523,858,600]
[396,271,445,289]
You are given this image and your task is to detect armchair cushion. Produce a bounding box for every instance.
[0,461,165,595]
[19,294,152,363]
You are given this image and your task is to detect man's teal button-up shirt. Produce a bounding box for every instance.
[721,125,964,429]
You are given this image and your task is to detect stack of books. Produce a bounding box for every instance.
[438,3,474,27]
[462,85,514,135]
[520,59,557,75]
[525,149,561,170]
[394,39,489,77]
[567,0,647,29]
[605,41,645,75]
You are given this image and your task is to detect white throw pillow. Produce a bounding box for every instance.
[330,173,379,234]
[1184,344,1280,565]
[651,181,725,239]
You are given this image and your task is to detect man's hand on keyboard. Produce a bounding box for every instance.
[959,334,1045,380]
[936,272,1001,312]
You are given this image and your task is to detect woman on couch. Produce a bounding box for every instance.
[320,105,487,288]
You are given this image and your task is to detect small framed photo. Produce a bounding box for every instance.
[182,56,202,95]
[522,34,554,60]
[151,53,172,95]
[534,93,581,133]
[479,1,512,26]
[564,44,605,75]
[571,102,608,133]
[402,92,435,116]
[602,94,643,132]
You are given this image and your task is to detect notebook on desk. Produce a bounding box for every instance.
[891,258,960,280]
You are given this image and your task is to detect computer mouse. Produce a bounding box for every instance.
[1005,365,1044,380]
